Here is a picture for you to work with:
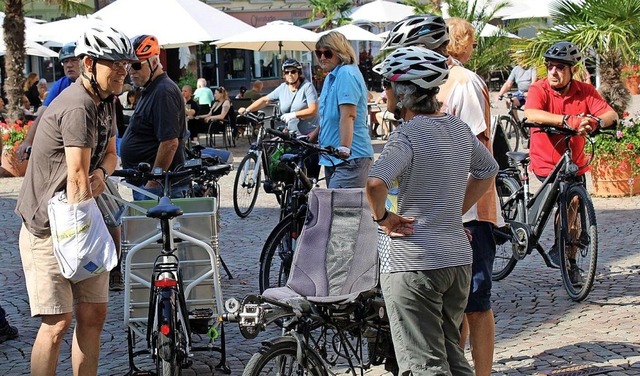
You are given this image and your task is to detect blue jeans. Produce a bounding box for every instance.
[132,183,190,201]
[324,158,372,189]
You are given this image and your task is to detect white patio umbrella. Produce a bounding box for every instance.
[318,24,382,42]
[500,0,582,20]
[348,0,415,25]
[93,0,253,48]
[213,21,319,53]
[29,15,102,47]
[476,23,520,39]
[0,38,58,58]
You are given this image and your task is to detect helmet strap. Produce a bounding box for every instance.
[143,57,159,88]
[82,60,115,103]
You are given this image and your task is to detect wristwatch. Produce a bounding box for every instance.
[96,166,108,182]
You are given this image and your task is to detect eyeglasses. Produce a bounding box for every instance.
[130,60,149,71]
[61,57,80,66]
[283,70,298,75]
[315,49,334,59]
[545,62,568,72]
[101,60,131,72]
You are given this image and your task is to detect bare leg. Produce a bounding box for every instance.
[31,313,73,376]
[466,310,495,376]
[71,302,107,376]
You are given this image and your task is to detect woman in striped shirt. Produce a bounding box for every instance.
[367,47,498,375]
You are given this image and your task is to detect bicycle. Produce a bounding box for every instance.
[232,110,287,218]
[258,128,342,293]
[498,92,530,151]
[492,121,609,301]
[224,187,398,376]
[112,160,231,375]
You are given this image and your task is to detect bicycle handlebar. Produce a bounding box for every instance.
[237,111,279,124]
[264,127,343,160]
[112,160,229,181]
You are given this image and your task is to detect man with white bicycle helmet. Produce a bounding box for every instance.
[16,24,136,376]
[524,41,617,274]
[367,46,498,376]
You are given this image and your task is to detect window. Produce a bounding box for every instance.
[221,49,247,80]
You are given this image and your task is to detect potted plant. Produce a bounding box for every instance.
[0,119,32,177]
[621,65,640,95]
[589,112,640,196]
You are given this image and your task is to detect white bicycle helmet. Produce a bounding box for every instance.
[75,24,138,62]
[373,46,449,90]
[381,14,449,51]
[543,41,582,66]
[282,59,302,71]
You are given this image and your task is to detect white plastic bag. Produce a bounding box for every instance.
[48,192,117,282]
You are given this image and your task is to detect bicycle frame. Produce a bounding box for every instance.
[499,133,584,261]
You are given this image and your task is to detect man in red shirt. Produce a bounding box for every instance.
[524,41,618,277]
[525,41,618,177]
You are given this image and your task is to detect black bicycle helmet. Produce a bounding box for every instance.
[381,14,449,51]
[543,41,583,66]
[373,46,449,90]
[58,42,77,62]
[282,59,302,71]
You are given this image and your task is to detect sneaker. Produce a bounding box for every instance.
[547,244,561,269]
[568,263,584,287]
[0,322,19,343]
[109,269,124,292]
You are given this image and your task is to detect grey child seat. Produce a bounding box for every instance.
[262,188,379,305]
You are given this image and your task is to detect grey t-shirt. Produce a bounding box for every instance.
[16,80,116,237]
[508,65,535,92]
[267,80,319,135]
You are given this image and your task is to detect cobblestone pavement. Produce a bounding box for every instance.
[1,97,640,375]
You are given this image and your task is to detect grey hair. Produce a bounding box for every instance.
[392,81,441,114]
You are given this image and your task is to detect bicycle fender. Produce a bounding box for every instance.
[257,335,307,366]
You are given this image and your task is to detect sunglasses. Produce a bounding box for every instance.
[315,49,334,59]
[130,60,149,71]
[545,62,568,71]
[215,87,226,93]
[283,70,298,75]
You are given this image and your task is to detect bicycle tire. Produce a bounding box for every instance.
[259,213,304,293]
[233,153,261,218]
[155,297,182,376]
[500,116,521,152]
[492,174,523,281]
[558,184,597,302]
[243,338,327,376]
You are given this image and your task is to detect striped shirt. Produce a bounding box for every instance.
[369,113,498,272]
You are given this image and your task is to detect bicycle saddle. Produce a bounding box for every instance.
[506,151,530,163]
[146,196,183,220]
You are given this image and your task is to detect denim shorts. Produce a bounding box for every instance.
[463,220,496,313]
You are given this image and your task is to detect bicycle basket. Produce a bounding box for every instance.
[267,143,297,185]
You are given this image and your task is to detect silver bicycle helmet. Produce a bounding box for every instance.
[75,24,138,62]
[381,14,449,51]
[543,41,582,66]
[282,59,302,71]
[373,46,449,90]
[58,42,77,61]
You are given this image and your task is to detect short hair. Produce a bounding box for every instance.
[252,80,263,90]
[445,18,474,61]
[196,78,207,88]
[316,31,356,65]
[392,81,441,114]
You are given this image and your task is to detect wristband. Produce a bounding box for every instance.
[372,210,389,223]
[338,146,351,155]
[96,166,108,182]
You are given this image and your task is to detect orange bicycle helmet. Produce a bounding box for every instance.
[131,34,160,59]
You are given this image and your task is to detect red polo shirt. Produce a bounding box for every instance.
[526,78,613,177]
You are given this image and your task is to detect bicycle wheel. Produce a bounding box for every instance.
[500,116,521,152]
[233,153,261,218]
[259,214,304,293]
[155,298,182,376]
[492,174,524,281]
[558,184,597,301]
[243,338,327,376]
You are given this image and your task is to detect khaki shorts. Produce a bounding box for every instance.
[19,224,109,317]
